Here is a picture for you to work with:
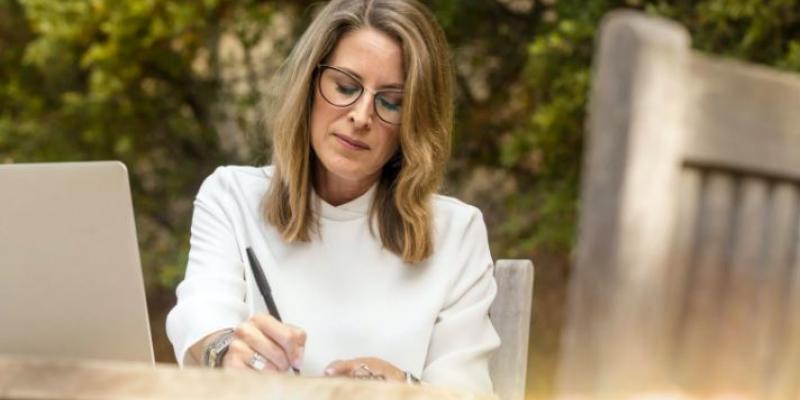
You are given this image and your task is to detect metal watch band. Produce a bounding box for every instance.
[203,328,235,368]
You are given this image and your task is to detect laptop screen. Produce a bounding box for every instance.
[0,161,154,364]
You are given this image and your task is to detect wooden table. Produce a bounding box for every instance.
[0,357,496,400]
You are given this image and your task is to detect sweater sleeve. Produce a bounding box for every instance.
[165,167,249,366]
[422,208,501,394]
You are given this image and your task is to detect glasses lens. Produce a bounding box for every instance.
[319,67,362,107]
[375,91,403,125]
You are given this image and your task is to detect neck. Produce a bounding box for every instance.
[314,164,379,207]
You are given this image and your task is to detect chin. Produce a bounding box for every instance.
[320,155,376,182]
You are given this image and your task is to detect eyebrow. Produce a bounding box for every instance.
[336,66,404,90]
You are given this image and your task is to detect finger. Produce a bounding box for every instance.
[324,359,359,377]
[244,351,279,372]
[234,322,291,371]
[221,339,247,369]
[252,314,306,357]
[225,337,279,372]
[223,355,249,370]
[285,324,308,347]
[286,324,307,369]
[285,323,308,353]
[222,338,253,369]
[252,314,306,368]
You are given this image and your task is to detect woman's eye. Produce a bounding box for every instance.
[336,84,360,95]
[378,95,402,111]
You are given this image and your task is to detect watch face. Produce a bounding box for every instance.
[206,330,234,367]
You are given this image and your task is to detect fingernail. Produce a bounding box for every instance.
[324,367,335,376]
[292,347,304,369]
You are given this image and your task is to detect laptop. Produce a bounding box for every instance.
[0,161,154,364]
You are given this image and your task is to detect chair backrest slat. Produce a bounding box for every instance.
[773,226,800,397]
[684,55,800,180]
[755,183,798,382]
[489,259,534,400]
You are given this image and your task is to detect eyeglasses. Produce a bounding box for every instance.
[316,64,404,125]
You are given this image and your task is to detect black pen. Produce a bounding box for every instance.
[245,247,300,374]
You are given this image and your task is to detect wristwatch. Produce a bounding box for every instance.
[202,328,235,368]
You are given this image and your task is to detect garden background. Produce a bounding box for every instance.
[2,0,798,398]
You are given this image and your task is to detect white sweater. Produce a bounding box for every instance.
[165,166,500,393]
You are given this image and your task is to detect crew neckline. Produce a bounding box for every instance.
[312,182,378,221]
[261,165,377,221]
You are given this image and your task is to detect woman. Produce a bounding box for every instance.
[166,0,500,394]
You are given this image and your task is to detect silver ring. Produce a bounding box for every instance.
[248,352,267,371]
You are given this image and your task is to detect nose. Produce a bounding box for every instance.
[347,92,373,131]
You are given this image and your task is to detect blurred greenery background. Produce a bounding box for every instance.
[1,0,798,398]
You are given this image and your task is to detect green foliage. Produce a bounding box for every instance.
[0,0,320,293]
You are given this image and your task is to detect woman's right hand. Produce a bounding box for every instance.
[223,314,306,372]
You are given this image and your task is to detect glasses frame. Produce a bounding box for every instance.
[316,64,404,126]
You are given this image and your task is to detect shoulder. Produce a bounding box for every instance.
[430,193,487,243]
[431,193,484,224]
[427,194,493,292]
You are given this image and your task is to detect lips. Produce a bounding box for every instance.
[333,133,370,150]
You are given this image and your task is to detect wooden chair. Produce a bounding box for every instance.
[557,10,800,399]
[490,259,535,400]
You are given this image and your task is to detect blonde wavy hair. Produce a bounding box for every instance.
[264,0,454,264]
